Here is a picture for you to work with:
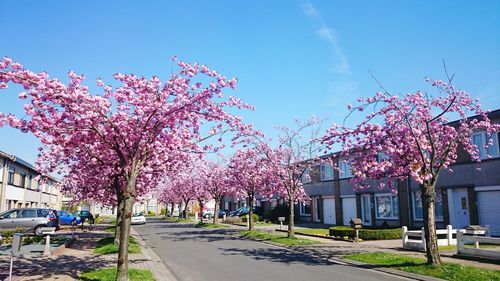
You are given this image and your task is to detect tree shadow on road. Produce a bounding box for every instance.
[219,246,336,266]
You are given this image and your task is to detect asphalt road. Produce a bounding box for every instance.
[133,218,411,281]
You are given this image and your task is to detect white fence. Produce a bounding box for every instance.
[402,225,457,250]
[457,231,500,259]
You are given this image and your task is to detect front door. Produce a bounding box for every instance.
[315,197,321,222]
[361,194,372,226]
[452,188,470,229]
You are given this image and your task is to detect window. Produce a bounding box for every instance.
[299,200,311,216]
[301,168,311,183]
[472,131,499,159]
[377,152,391,162]
[27,174,33,189]
[375,194,399,219]
[412,191,443,221]
[339,160,353,179]
[21,209,38,218]
[320,164,334,181]
[7,169,14,185]
[0,210,19,219]
[20,173,26,187]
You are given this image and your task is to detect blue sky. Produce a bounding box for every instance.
[0,1,499,164]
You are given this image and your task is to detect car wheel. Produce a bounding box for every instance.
[34,225,44,236]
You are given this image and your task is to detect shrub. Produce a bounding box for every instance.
[251,213,260,222]
[329,226,401,240]
[147,210,156,216]
[160,208,167,215]
[1,228,27,245]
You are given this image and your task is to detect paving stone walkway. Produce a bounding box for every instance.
[0,225,174,281]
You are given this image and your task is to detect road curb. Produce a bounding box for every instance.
[131,227,178,281]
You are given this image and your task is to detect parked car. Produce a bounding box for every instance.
[202,209,227,219]
[131,212,146,225]
[218,210,226,218]
[0,208,59,235]
[228,206,263,218]
[57,210,81,225]
[73,210,94,224]
[202,208,214,218]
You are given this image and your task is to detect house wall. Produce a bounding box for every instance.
[0,151,62,212]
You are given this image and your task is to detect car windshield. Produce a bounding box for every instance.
[133,212,144,217]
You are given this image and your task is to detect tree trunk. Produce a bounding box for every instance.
[213,196,220,225]
[197,199,204,224]
[114,197,124,246]
[170,203,174,218]
[183,199,190,219]
[288,193,295,238]
[421,182,441,265]
[116,169,138,281]
[248,193,254,231]
[164,202,169,218]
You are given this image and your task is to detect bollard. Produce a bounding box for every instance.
[44,235,51,256]
[402,226,408,248]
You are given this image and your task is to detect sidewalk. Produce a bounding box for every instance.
[0,225,175,281]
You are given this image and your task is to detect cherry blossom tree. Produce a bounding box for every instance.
[200,160,234,224]
[0,57,254,280]
[261,118,323,237]
[228,147,278,230]
[322,77,499,265]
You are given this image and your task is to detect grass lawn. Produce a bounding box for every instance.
[104,226,116,233]
[163,217,195,223]
[94,236,141,255]
[439,244,500,252]
[234,222,278,227]
[345,252,500,281]
[196,222,228,229]
[79,268,154,281]
[295,228,330,236]
[239,230,319,246]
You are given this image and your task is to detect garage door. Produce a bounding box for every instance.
[478,191,500,237]
[323,199,336,225]
[342,197,357,226]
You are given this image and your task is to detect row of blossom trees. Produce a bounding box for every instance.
[0,57,256,281]
[2,55,498,274]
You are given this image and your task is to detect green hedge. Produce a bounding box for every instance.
[329,226,401,240]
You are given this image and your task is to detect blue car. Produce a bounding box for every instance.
[57,210,80,225]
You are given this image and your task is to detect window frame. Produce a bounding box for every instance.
[374,193,399,220]
[301,167,312,183]
[7,169,15,185]
[411,191,444,222]
[299,200,312,216]
[320,163,334,181]
[339,160,353,179]
[472,131,500,160]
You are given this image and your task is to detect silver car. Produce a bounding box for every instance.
[0,208,60,235]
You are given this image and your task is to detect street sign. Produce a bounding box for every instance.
[11,234,23,255]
